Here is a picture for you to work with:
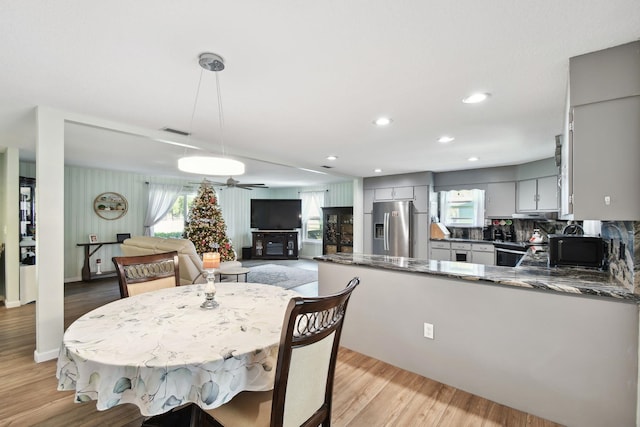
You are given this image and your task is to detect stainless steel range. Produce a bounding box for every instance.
[493,241,546,267]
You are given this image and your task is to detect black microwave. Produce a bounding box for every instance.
[548,235,605,268]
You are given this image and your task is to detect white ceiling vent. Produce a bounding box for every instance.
[162,127,191,136]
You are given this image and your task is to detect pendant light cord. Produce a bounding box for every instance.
[187,68,205,149]
[215,70,226,157]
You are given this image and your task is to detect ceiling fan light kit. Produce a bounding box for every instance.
[178,52,246,177]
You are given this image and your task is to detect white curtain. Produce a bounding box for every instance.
[300,190,326,248]
[143,183,184,236]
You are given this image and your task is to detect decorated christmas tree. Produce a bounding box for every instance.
[183,179,235,261]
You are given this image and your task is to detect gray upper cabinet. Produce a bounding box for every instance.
[566,41,640,220]
[516,179,538,212]
[536,176,559,211]
[517,176,557,212]
[485,182,516,217]
[412,185,429,213]
[571,96,640,220]
[570,41,640,107]
[374,186,414,201]
[364,189,374,214]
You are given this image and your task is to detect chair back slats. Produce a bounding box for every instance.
[112,251,181,298]
[271,276,360,427]
[122,259,178,283]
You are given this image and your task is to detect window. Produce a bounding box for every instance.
[301,191,325,241]
[152,193,196,238]
[439,189,485,228]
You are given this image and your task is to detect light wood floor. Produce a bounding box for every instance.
[0,278,563,427]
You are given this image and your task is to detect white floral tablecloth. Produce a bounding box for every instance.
[56,283,299,416]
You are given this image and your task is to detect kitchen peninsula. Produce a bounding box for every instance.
[316,253,639,427]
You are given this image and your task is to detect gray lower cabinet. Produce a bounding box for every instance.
[471,243,495,266]
[430,241,495,265]
[450,242,471,262]
[429,240,450,261]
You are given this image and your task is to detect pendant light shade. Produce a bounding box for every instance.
[178,52,245,176]
[178,156,245,176]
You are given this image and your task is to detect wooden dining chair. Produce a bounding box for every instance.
[112,251,181,298]
[203,276,360,427]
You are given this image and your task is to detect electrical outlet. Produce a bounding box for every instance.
[423,322,434,339]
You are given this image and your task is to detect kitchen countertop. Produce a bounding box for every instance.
[315,252,639,303]
[431,238,493,244]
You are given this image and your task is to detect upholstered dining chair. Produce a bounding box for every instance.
[112,251,181,298]
[203,276,360,427]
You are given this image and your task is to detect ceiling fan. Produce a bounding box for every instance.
[208,177,269,190]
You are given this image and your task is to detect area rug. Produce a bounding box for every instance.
[247,264,318,289]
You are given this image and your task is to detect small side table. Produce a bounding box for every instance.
[219,267,250,282]
[76,241,120,281]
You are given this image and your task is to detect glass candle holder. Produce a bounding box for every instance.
[201,269,219,309]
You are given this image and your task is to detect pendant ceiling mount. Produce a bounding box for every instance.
[199,53,225,72]
[178,52,246,177]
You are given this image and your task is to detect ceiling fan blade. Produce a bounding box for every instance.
[188,181,225,186]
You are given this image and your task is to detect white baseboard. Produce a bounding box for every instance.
[64,276,82,283]
[34,347,60,363]
[4,299,21,308]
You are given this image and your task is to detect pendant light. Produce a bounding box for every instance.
[178,53,245,176]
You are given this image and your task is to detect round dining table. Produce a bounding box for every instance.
[56,282,300,417]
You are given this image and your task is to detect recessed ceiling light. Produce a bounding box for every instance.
[438,136,455,143]
[462,93,490,104]
[468,157,479,162]
[374,168,383,173]
[373,117,392,126]
[326,155,338,161]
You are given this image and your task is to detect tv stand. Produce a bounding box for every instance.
[252,231,298,260]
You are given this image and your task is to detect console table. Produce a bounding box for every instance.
[251,231,298,260]
[77,241,120,281]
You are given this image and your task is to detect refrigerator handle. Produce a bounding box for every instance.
[384,212,389,251]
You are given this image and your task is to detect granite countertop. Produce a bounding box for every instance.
[430,238,493,244]
[315,252,639,303]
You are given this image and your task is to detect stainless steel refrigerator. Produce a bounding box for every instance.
[372,201,414,257]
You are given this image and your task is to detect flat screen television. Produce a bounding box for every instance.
[251,199,302,230]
